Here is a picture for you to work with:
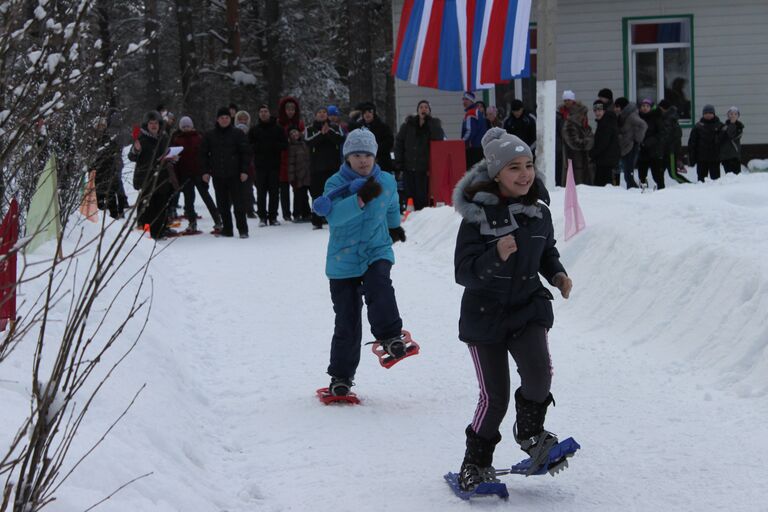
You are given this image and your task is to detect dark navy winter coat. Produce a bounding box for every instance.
[452,161,566,344]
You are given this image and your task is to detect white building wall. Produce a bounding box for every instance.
[392,0,768,146]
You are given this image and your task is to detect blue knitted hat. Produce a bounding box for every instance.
[343,128,378,159]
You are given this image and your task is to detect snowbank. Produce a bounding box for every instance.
[1,170,767,511]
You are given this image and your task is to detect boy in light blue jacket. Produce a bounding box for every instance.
[313,128,407,397]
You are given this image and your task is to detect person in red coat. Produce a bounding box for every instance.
[171,116,222,232]
[277,96,306,222]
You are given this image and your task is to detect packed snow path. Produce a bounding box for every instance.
[8,173,768,511]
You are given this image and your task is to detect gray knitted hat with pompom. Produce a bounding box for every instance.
[481,127,533,178]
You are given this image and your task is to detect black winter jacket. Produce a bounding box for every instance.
[688,116,724,165]
[200,124,250,178]
[305,121,344,174]
[127,125,170,191]
[590,111,621,167]
[393,115,445,173]
[718,120,744,161]
[249,117,287,173]
[452,161,566,344]
[659,107,683,158]
[503,112,537,149]
[638,109,664,161]
[349,116,395,172]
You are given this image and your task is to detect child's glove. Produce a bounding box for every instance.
[357,176,382,204]
[349,177,369,194]
[389,227,406,243]
[553,272,572,299]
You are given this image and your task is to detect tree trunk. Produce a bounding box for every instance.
[96,0,117,108]
[175,0,204,120]
[346,0,373,107]
[262,0,283,108]
[226,0,241,71]
[144,0,162,106]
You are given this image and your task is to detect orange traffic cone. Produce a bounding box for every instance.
[402,197,415,221]
[79,170,99,222]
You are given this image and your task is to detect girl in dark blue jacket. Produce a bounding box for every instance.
[452,128,572,491]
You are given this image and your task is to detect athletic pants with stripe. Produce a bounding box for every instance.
[467,324,552,440]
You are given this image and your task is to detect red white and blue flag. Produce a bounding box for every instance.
[392,0,532,91]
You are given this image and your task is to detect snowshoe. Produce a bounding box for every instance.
[508,437,580,476]
[444,471,508,500]
[515,429,559,476]
[317,377,359,405]
[369,330,420,369]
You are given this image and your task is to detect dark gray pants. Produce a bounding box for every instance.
[467,325,552,440]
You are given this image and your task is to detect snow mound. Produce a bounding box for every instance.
[405,174,768,397]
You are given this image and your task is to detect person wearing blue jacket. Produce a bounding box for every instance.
[461,91,488,169]
[451,127,573,491]
[315,128,408,397]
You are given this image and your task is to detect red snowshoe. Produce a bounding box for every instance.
[370,330,420,369]
[316,387,360,405]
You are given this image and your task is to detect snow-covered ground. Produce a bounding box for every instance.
[2,169,768,511]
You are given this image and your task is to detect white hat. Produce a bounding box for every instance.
[562,90,576,101]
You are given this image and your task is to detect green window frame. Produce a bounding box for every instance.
[622,15,695,127]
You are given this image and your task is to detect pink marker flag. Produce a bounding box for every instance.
[563,160,586,241]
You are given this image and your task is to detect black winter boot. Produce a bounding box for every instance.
[458,425,502,491]
[379,335,406,359]
[513,388,558,475]
[328,376,353,397]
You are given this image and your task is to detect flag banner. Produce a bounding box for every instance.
[25,155,62,253]
[0,198,19,331]
[79,170,99,222]
[564,160,586,241]
[392,0,532,91]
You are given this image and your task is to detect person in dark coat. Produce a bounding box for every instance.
[503,99,537,151]
[561,101,594,185]
[287,127,312,222]
[305,108,344,229]
[250,105,288,226]
[200,107,251,238]
[589,100,621,187]
[688,104,724,182]
[92,117,123,219]
[393,100,446,211]
[171,116,222,232]
[451,127,571,491]
[348,102,395,173]
[128,111,179,239]
[657,100,690,184]
[614,98,647,189]
[719,106,744,175]
[636,99,666,189]
[277,96,306,221]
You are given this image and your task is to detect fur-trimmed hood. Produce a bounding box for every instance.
[453,160,548,224]
[453,160,500,224]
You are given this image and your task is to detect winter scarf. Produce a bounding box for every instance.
[312,163,382,216]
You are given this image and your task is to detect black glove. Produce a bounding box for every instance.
[389,226,406,243]
[357,176,382,204]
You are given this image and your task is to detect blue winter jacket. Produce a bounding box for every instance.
[324,164,401,279]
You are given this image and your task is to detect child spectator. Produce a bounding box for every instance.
[287,127,312,222]
[688,105,724,182]
[719,106,744,175]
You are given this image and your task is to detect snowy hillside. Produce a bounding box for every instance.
[2,171,768,511]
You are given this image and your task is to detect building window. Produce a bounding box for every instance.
[623,16,694,124]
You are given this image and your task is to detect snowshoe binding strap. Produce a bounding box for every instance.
[518,430,558,476]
